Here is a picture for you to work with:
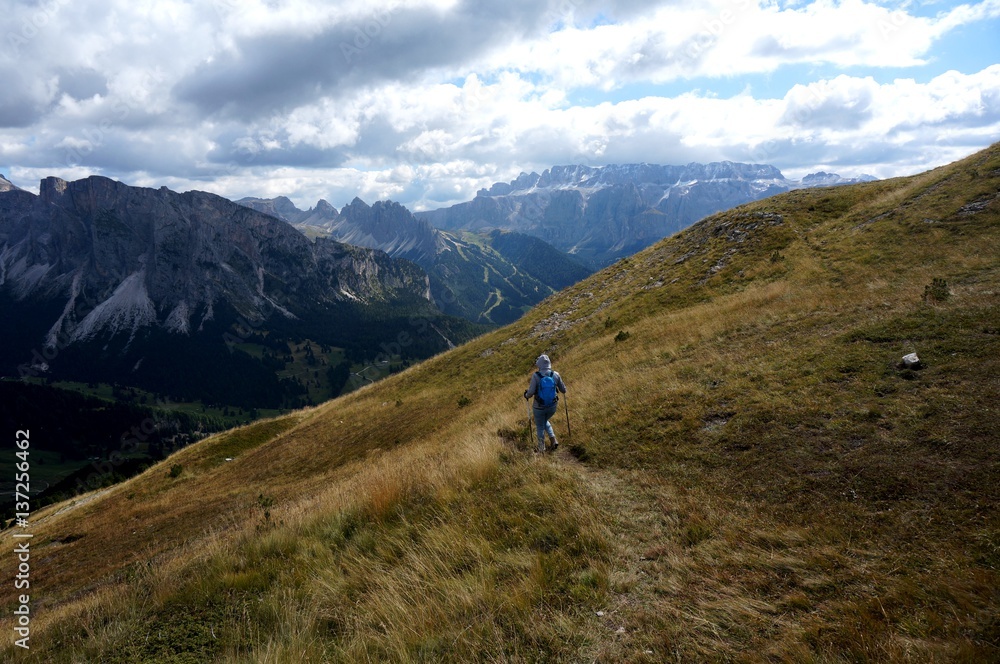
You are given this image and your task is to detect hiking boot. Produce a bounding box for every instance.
[550,440,559,451]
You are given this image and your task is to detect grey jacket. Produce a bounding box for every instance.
[524,370,567,408]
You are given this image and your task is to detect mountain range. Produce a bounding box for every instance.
[237,158,871,321]
[237,195,593,325]
[418,161,876,266]
[0,175,481,409]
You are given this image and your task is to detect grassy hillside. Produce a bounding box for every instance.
[2,144,998,662]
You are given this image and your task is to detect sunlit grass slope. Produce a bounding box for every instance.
[2,144,998,662]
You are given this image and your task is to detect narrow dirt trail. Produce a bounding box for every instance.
[548,448,675,663]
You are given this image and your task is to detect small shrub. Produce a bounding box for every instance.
[457,395,472,408]
[168,464,183,478]
[257,493,276,524]
[570,568,608,603]
[614,330,631,343]
[496,427,521,447]
[923,277,950,303]
[681,515,712,547]
[531,525,561,552]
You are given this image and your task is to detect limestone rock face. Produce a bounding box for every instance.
[0,175,431,346]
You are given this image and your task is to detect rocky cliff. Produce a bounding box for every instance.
[326,198,442,267]
[0,176,431,344]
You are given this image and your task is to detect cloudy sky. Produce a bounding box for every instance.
[1,0,998,212]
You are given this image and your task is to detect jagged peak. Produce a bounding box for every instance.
[370,199,411,214]
[39,175,70,203]
[345,196,371,210]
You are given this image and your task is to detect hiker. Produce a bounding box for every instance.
[524,354,567,453]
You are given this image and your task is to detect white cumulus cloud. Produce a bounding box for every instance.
[0,0,997,211]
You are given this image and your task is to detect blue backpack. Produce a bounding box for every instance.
[536,371,558,407]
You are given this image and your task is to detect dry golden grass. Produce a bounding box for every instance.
[2,144,998,662]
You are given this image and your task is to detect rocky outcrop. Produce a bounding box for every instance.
[327,198,441,267]
[0,174,22,193]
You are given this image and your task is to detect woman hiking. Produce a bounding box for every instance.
[523,354,567,453]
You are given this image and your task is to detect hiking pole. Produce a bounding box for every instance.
[526,396,533,446]
[564,393,571,440]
